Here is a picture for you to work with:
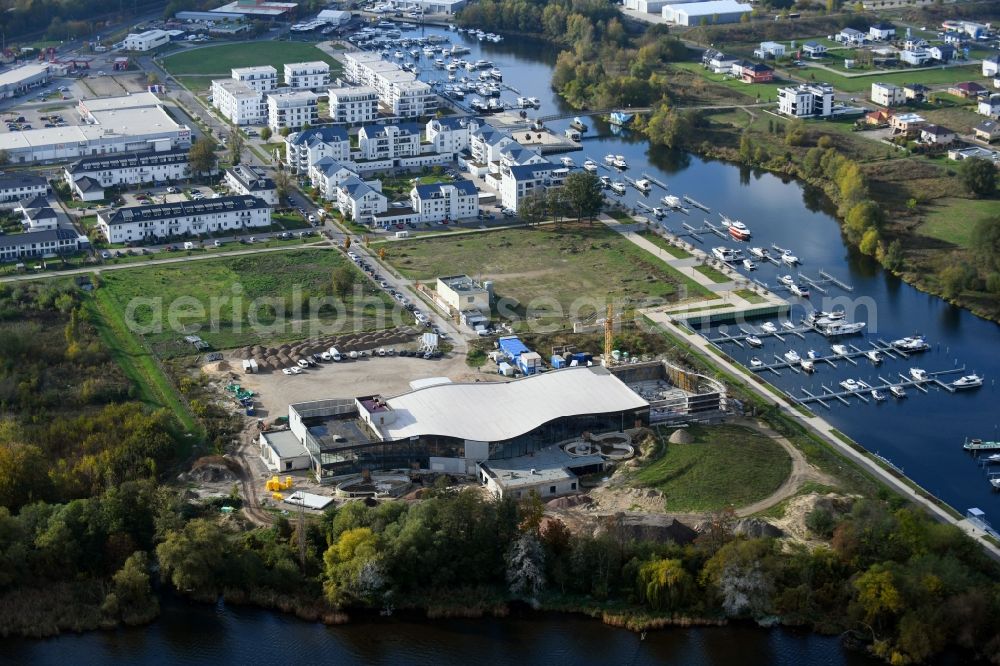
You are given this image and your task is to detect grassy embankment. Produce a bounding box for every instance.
[385,222,717,328]
[632,424,792,512]
[97,249,392,358]
[162,42,343,94]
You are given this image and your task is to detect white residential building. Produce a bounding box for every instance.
[499,162,559,212]
[17,196,59,231]
[754,41,785,59]
[836,27,866,45]
[285,125,351,173]
[409,180,479,223]
[309,157,359,199]
[336,177,387,224]
[267,91,318,132]
[983,56,1000,78]
[470,124,515,165]
[284,61,331,90]
[343,52,437,118]
[64,149,191,189]
[356,123,422,160]
[801,41,827,58]
[979,94,1000,119]
[0,228,83,262]
[97,196,271,244]
[225,165,277,205]
[212,79,265,125]
[701,49,739,74]
[329,86,379,124]
[124,29,170,52]
[900,49,932,66]
[0,174,47,207]
[231,65,278,93]
[871,82,905,107]
[869,23,895,41]
[778,83,834,118]
[426,116,478,154]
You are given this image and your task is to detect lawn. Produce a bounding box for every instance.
[639,231,692,259]
[163,41,342,79]
[735,288,766,304]
[99,249,393,357]
[669,62,785,104]
[694,264,732,283]
[802,63,983,94]
[633,424,793,512]
[386,223,715,325]
[918,197,1000,249]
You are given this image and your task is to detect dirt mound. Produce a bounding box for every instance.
[669,429,694,444]
[771,492,855,545]
[215,360,231,371]
[594,515,698,545]
[546,495,591,509]
[185,456,240,483]
[734,517,783,539]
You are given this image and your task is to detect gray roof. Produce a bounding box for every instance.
[0,227,78,250]
[73,176,104,193]
[413,179,477,199]
[0,173,46,190]
[340,176,381,199]
[262,430,307,459]
[67,148,189,174]
[226,165,275,191]
[313,156,356,177]
[288,125,349,146]
[508,163,554,181]
[102,196,268,226]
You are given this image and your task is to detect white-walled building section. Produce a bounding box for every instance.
[357,123,422,160]
[63,149,191,188]
[212,79,266,125]
[97,196,271,243]
[0,95,190,164]
[231,65,278,93]
[0,228,84,262]
[409,180,479,223]
[343,52,437,118]
[124,29,170,51]
[778,83,835,118]
[286,126,351,173]
[328,86,379,124]
[662,0,752,25]
[0,174,48,206]
[284,61,331,90]
[336,177,387,223]
[225,165,277,205]
[309,158,359,200]
[0,63,51,99]
[267,91,318,132]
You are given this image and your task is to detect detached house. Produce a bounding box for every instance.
[973,119,1000,143]
[950,81,986,99]
[701,49,739,74]
[836,28,866,45]
[919,124,956,146]
[983,55,1000,78]
[979,94,1000,119]
[869,23,895,41]
[801,42,827,58]
[928,44,956,63]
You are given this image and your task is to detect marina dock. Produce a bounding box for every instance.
[797,367,966,408]
[683,195,710,212]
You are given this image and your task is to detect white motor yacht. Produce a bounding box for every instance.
[952,374,983,390]
[890,385,907,398]
[781,251,799,265]
[839,379,861,391]
[807,350,817,360]
[801,359,815,373]
[909,368,928,382]
[610,182,627,195]
[746,335,762,348]
[831,344,849,356]
[612,155,628,169]
[750,357,764,368]
[749,247,769,260]
[604,154,616,165]
[560,156,575,168]
[865,350,882,364]
[583,159,598,172]
[872,389,886,402]
[760,322,777,334]
[777,275,795,287]
[784,350,801,363]
[743,258,757,271]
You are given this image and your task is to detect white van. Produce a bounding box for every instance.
[328,347,342,362]
[183,241,195,250]
[395,230,410,239]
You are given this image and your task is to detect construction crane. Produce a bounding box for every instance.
[603,303,614,367]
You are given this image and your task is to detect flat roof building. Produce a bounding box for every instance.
[0,63,51,99]
[436,274,490,313]
[662,0,751,26]
[124,29,171,52]
[231,65,278,92]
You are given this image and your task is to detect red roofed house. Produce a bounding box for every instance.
[949,81,987,98]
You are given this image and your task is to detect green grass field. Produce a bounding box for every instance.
[634,424,792,512]
[735,288,766,304]
[639,231,693,259]
[387,223,715,324]
[694,264,732,283]
[163,41,342,78]
[670,62,785,103]
[918,197,1000,249]
[99,249,392,357]
[803,63,983,94]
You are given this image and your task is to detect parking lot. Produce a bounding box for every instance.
[227,349,497,419]
[119,184,216,207]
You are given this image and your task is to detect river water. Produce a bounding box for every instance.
[410,25,1000,517]
[11,25,998,663]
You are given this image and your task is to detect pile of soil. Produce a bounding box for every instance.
[231,327,419,371]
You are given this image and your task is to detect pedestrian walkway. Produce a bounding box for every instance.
[598,213,788,322]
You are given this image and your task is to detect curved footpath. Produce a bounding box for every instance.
[643,308,1000,561]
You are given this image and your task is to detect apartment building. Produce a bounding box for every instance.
[309,157,360,200]
[225,165,277,205]
[231,65,278,93]
[0,174,47,207]
[212,79,265,125]
[0,228,83,262]
[499,162,565,212]
[97,196,271,244]
[356,123,422,160]
[329,86,379,124]
[343,52,437,118]
[267,91,318,132]
[778,83,834,118]
[336,177,387,224]
[426,116,480,154]
[409,180,479,223]
[284,61,331,90]
[63,148,191,189]
[285,125,351,173]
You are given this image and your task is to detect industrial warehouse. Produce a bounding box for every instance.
[258,360,725,497]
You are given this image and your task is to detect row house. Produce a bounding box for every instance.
[97,196,271,244]
[0,227,83,262]
[0,174,47,207]
[63,148,191,190]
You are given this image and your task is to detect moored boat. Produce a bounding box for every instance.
[839,378,861,391]
[560,156,575,168]
[610,181,627,195]
[743,258,756,271]
[604,154,616,165]
[583,159,598,172]
[910,368,928,382]
[570,117,588,132]
[952,374,983,390]
[872,389,886,402]
[789,283,810,298]
[784,349,801,363]
[746,335,762,348]
[832,344,849,356]
[760,322,777,334]
[801,359,815,373]
[780,250,799,265]
[865,350,882,364]
[612,155,628,169]
[963,438,1000,451]
[778,275,795,287]
[728,221,751,240]
[890,385,907,398]
[750,357,764,368]
[635,179,652,193]
[749,246,769,260]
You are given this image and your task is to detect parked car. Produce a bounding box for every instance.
[100,250,111,259]
[282,368,293,375]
